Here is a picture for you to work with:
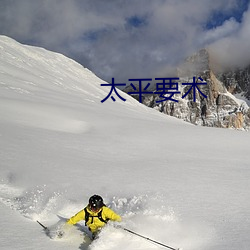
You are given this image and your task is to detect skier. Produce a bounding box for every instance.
[66,194,121,239]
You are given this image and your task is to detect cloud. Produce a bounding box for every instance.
[201,18,240,45]
[0,0,249,82]
[209,3,250,69]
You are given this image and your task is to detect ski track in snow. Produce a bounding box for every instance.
[0,179,212,250]
[0,99,91,134]
[2,36,248,250]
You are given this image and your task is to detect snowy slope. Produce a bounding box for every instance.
[0,36,250,250]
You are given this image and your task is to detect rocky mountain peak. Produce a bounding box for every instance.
[123,48,250,130]
[178,48,210,77]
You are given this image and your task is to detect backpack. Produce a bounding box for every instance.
[84,206,109,226]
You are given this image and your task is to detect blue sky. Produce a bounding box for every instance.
[206,0,249,28]
[0,0,249,83]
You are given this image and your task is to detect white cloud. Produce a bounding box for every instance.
[209,4,250,68]
[0,0,248,81]
[201,18,240,44]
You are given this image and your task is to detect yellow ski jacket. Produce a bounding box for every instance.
[67,206,121,233]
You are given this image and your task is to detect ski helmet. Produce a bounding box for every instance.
[89,195,104,210]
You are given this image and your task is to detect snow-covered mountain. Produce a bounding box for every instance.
[125,49,250,130]
[216,65,250,102]
[0,36,250,250]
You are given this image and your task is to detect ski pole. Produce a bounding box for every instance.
[122,227,180,250]
[37,220,48,231]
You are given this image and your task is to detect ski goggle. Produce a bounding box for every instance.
[90,204,101,211]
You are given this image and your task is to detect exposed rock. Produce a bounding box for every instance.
[216,66,250,100]
[123,49,250,130]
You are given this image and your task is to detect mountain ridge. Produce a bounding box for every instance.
[124,48,250,130]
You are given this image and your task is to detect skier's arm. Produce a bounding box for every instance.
[67,209,85,225]
[104,207,122,222]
